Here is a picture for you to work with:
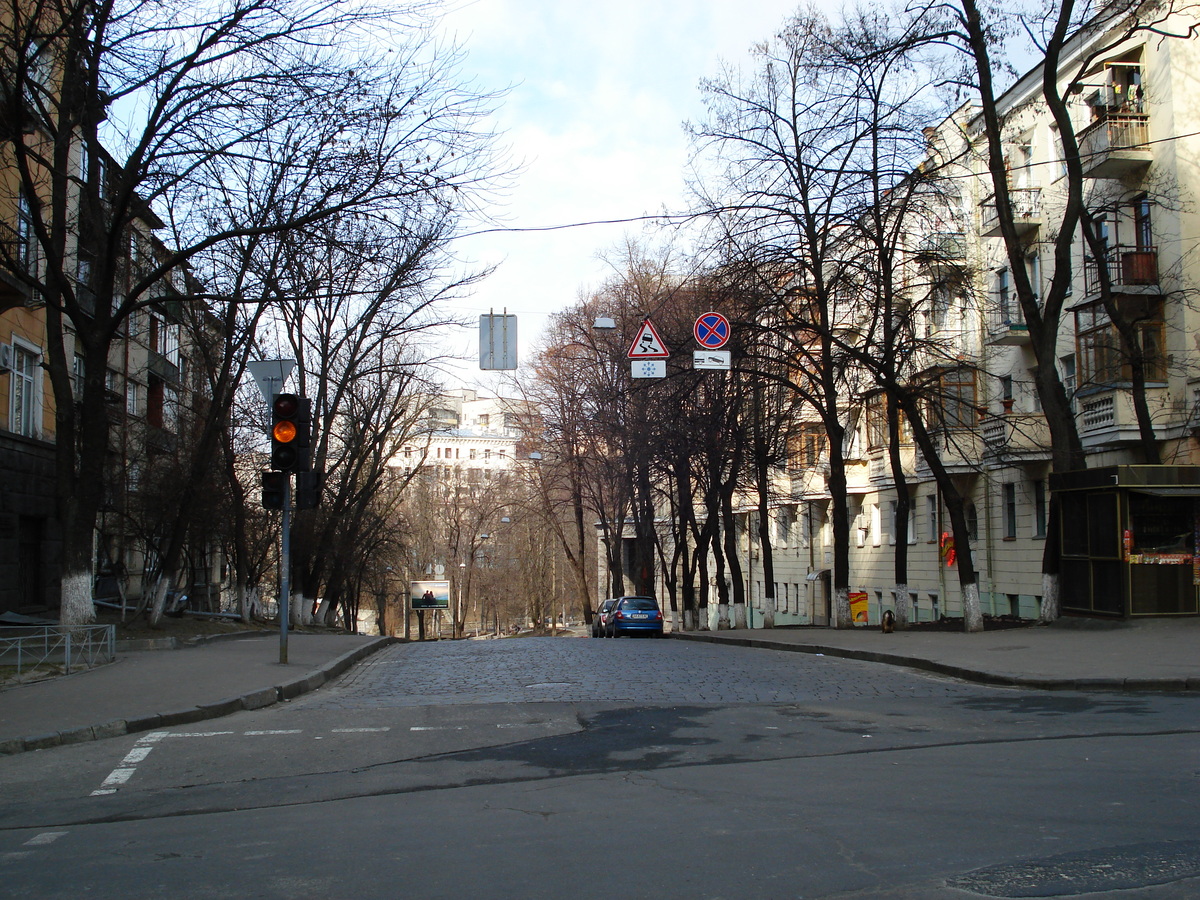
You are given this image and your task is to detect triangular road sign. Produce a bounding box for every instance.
[627,319,669,359]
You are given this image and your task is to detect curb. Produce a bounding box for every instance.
[668,632,1200,693]
[0,636,396,756]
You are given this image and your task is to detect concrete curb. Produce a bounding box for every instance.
[0,636,396,756]
[668,632,1199,693]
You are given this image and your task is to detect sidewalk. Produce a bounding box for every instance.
[672,616,1200,692]
[0,631,393,756]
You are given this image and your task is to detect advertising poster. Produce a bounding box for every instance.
[411,580,450,609]
[849,591,869,623]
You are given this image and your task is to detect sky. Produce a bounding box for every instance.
[433,0,807,390]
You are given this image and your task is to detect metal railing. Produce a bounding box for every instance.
[0,625,115,678]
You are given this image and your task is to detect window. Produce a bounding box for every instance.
[929,367,976,429]
[866,394,888,449]
[469,448,477,460]
[73,354,86,402]
[1032,479,1048,538]
[871,503,881,547]
[10,342,40,437]
[1026,253,1041,301]
[927,495,939,542]
[965,501,978,540]
[794,423,826,466]
[484,449,491,461]
[126,380,139,416]
[1075,298,1165,386]
[1135,196,1153,251]
[996,267,1013,324]
[1060,355,1077,410]
[17,191,38,275]
[1003,483,1018,539]
[478,414,489,428]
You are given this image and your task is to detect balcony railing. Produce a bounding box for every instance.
[987,301,1031,345]
[1077,112,1151,178]
[1084,244,1159,295]
[981,413,1051,460]
[981,189,1042,237]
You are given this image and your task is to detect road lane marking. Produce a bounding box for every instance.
[410,726,466,731]
[333,727,391,733]
[92,732,170,796]
[243,730,302,736]
[24,832,67,846]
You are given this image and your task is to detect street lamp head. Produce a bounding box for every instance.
[528,451,542,460]
[592,316,616,330]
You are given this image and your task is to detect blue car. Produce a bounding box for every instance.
[606,596,665,638]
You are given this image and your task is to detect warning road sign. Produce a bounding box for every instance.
[694,312,730,349]
[627,319,669,359]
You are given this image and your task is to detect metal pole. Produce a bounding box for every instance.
[280,475,291,664]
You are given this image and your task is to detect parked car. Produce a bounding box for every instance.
[606,596,665,638]
[591,598,619,638]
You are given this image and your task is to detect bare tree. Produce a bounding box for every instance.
[0,0,505,627]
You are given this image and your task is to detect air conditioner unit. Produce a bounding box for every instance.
[0,342,11,371]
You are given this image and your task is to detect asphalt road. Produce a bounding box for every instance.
[1,637,1198,899]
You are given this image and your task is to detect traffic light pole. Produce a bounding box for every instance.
[280,476,291,664]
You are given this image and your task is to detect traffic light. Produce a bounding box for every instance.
[271,393,306,470]
[261,471,287,509]
[295,469,322,510]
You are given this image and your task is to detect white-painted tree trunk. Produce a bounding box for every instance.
[892,584,910,629]
[733,602,747,629]
[762,597,775,629]
[671,609,682,632]
[833,586,852,629]
[963,582,984,632]
[682,608,695,631]
[717,603,731,629]
[60,571,95,629]
[313,596,333,625]
[1040,572,1060,623]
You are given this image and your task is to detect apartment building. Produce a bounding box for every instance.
[730,9,1200,627]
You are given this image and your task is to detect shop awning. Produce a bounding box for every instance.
[806,569,830,582]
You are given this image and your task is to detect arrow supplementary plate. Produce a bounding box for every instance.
[627,319,669,358]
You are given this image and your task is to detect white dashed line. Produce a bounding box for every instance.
[410,726,466,732]
[243,730,302,736]
[92,732,170,796]
[24,832,68,846]
[332,727,391,733]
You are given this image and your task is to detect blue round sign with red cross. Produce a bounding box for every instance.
[694,312,730,349]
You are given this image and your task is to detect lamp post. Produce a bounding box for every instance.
[457,561,465,637]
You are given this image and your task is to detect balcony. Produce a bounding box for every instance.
[981,412,1051,463]
[914,427,984,478]
[1077,113,1151,179]
[986,303,1031,346]
[913,232,967,279]
[1077,385,1171,450]
[1083,244,1159,296]
[981,189,1042,238]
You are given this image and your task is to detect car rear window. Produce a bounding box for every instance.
[621,598,658,611]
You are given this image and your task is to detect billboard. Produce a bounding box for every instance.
[411,580,450,610]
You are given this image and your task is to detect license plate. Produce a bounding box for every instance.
[631,614,648,619]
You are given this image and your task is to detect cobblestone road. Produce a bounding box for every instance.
[298,635,990,709]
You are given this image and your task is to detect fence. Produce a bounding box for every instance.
[0,625,116,678]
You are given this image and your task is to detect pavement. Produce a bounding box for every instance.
[1,616,1198,756]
